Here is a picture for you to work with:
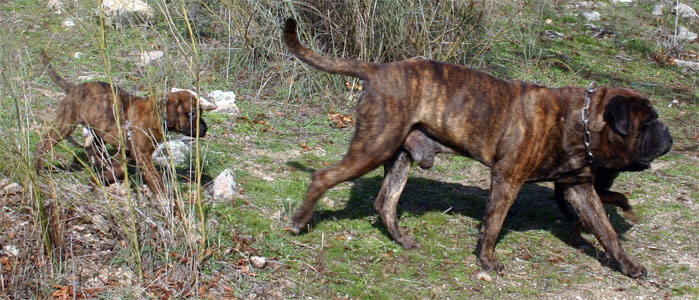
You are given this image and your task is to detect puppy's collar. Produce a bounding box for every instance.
[581,82,597,163]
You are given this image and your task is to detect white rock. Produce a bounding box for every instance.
[610,0,633,5]
[72,52,84,59]
[675,3,698,18]
[77,75,95,81]
[208,90,236,106]
[208,169,237,201]
[152,139,190,166]
[138,50,163,66]
[170,88,217,111]
[581,11,600,21]
[101,0,154,26]
[653,4,664,16]
[668,99,680,108]
[544,30,565,39]
[673,59,699,71]
[574,1,607,9]
[675,26,697,42]
[47,0,64,14]
[62,18,75,27]
[250,256,267,269]
[207,90,239,116]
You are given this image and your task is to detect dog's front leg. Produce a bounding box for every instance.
[375,150,419,249]
[562,183,646,278]
[132,149,166,198]
[128,130,167,198]
[476,171,523,272]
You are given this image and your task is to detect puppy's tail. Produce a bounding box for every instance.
[283,18,375,80]
[41,50,73,92]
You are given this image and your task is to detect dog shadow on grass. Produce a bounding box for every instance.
[287,160,634,272]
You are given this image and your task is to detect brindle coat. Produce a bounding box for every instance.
[283,19,672,277]
[35,52,208,197]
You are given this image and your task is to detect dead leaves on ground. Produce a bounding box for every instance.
[327,111,354,128]
[239,107,354,131]
[50,285,102,300]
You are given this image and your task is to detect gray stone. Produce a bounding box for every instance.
[673,59,699,71]
[170,88,217,111]
[581,11,600,21]
[208,90,240,116]
[152,139,191,166]
[62,18,76,27]
[653,4,664,16]
[610,0,633,5]
[250,256,267,269]
[544,30,565,39]
[675,3,698,18]
[208,169,238,201]
[137,51,163,66]
[47,0,64,14]
[675,26,697,42]
[101,0,154,27]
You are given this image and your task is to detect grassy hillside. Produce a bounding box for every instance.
[0,0,697,298]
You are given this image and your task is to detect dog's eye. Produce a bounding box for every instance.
[641,112,657,127]
[642,116,655,126]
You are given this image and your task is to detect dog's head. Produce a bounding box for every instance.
[163,91,208,138]
[595,88,672,171]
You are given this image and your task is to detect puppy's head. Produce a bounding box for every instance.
[163,91,208,138]
[596,88,672,171]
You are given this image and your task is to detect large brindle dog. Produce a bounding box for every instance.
[283,19,672,277]
[35,52,208,197]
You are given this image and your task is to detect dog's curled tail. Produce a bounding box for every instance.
[283,18,375,80]
[41,50,73,92]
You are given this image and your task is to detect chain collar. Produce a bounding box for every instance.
[581,82,597,163]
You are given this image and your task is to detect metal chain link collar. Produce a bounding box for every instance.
[581,82,597,163]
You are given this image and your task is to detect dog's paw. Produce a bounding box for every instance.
[621,260,647,278]
[286,222,306,235]
[398,235,420,250]
[623,209,639,223]
[478,255,504,272]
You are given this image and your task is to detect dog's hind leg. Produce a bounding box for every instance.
[35,99,78,169]
[373,130,454,249]
[291,106,409,232]
[85,134,124,186]
[374,150,419,249]
[291,146,397,232]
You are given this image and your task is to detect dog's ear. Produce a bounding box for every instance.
[604,95,632,137]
